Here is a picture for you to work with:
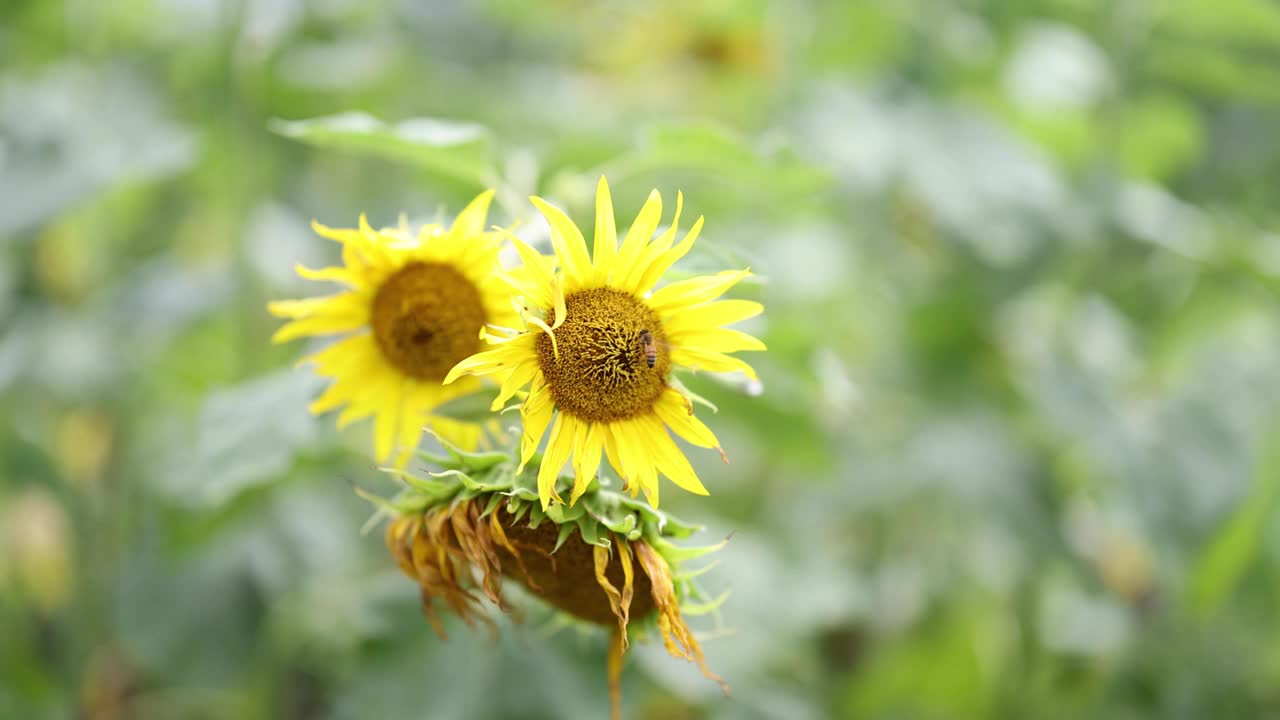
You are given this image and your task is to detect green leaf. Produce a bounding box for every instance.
[1162,0,1280,46]
[842,602,991,718]
[642,124,760,174]
[1187,423,1280,616]
[580,122,828,196]
[189,371,321,508]
[269,112,497,186]
[1116,95,1203,181]
[1148,44,1280,104]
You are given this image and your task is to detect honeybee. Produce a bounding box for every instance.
[638,329,657,369]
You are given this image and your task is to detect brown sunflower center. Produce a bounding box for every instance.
[536,287,669,423]
[370,262,486,381]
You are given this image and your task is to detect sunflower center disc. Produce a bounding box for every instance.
[371,262,487,381]
[536,288,670,422]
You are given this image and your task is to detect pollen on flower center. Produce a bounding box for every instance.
[536,288,670,423]
[371,262,487,381]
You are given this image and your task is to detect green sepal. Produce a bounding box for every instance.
[389,469,458,504]
[525,505,548,530]
[674,558,721,583]
[480,493,505,519]
[544,500,586,525]
[505,498,531,526]
[577,516,608,548]
[678,589,731,616]
[552,523,577,554]
[645,527,729,564]
[416,428,510,473]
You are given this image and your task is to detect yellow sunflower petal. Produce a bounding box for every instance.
[640,470,660,508]
[270,311,367,343]
[335,403,367,429]
[612,190,662,288]
[621,191,683,293]
[602,421,626,487]
[670,327,767,354]
[537,413,573,508]
[669,347,760,381]
[643,416,709,496]
[267,294,360,319]
[310,381,353,416]
[303,333,376,373]
[344,367,401,423]
[530,197,592,292]
[295,264,365,287]
[571,421,604,504]
[663,299,764,335]
[373,388,405,463]
[634,215,704,295]
[307,344,383,420]
[526,315,559,359]
[612,419,659,504]
[390,383,435,467]
[550,277,567,329]
[429,416,484,453]
[650,191,684,258]
[443,344,521,385]
[519,378,554,472]
[491,360,539,411]
[494,226,555,309]
[654,390,720,449]
[592,176,618,284]
[449,188,495,240]
[648,269,751,314]
[309,220,362,244]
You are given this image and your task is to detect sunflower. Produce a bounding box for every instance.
[373,439,728,720]
[445,177,764,509]
[268,191,518,467]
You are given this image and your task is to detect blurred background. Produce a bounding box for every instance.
[3,0,1280,718]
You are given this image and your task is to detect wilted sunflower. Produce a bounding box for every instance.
[445,177,764,509]
[372,438,728,720]
[268,191,518,466]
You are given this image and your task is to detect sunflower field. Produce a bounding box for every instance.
[4,1,1280,719]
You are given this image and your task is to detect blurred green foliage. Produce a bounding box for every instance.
[3,1,1280,719]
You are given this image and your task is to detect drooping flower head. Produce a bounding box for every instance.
[445,177,764,509]
[268,191,518,466]
[375,440,728,720]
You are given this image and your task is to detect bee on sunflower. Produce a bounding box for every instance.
[267,191,519,467]
[445,177,765,509]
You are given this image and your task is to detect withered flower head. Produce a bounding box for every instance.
[368,437,729,720]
